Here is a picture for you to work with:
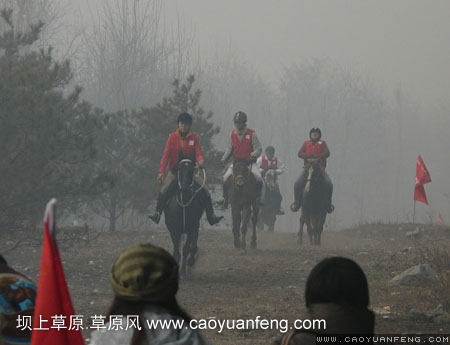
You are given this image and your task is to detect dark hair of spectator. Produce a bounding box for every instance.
[305,256,369,308]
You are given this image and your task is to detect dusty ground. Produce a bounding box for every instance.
[1,221,449,344]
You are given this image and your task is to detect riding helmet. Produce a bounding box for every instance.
[233,111,247,123]
[177,112,193,125]
[309,127,322,140]
[265,145,275,154]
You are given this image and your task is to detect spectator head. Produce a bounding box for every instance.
[0,254,6,265]
[305,256,369,308]
[110,243,178,303]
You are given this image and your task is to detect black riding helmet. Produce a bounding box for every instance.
[233,111,247,123]
[177,112,193,125]
[265,145,275,154]
[309,127,322,140]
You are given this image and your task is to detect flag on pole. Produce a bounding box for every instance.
[414,155,431,205]
[31,199,85,345]
[414,184,429,205]
[436,211,443,226]
[415,154,431,185]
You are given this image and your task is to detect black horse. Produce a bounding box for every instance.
[298,159,328,245]
[228,158,259,251]
[258,169,281,232]
[164,159,204,277]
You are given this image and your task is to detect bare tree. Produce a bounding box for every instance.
[0,0,64,45]
[279,59,396,228]
[75,0,194,112]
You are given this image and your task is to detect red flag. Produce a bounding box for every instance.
[414,155,431,205]
[414,184,428,205]
[415,154,431,185]
[436,212,443,226]
[31,199,85,345]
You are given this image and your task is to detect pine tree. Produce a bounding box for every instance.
[0,9,97,230]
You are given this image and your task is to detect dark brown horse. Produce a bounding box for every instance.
[298,158,328,245]
[164,159,204,277]
[228,158,259,251]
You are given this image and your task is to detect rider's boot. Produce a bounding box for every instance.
[148,192,166,224]
[256,181,265,206]
[201,189,224,225]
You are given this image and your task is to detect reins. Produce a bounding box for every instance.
[176,164,206,208]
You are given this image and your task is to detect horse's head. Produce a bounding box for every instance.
[177,159,196,190]
[232,158,252,188]
[264,169,278,190]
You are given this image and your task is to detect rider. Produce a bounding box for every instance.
[148,113,223,225]
[256,145,285,215]
[216,111,263,208]
[290,127,334,213]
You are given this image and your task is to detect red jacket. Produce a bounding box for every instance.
[158,130,204,173]
[231,128,254,158]
[260,155,278,170]
[298,140,330,161]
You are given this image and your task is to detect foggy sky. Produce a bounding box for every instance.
[60,0,450,228]
[164,0,450,108]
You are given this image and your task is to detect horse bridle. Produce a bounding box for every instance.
[176,159,206,208]
[232,160,253,187]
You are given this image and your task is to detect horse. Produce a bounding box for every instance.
[298,158,329,245]
[164,159,204,277]
[257,168,281,232]
[228,158,260,251]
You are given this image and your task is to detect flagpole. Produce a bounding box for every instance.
[412,201,416,225]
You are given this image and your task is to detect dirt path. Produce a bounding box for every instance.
[2,223,449,344]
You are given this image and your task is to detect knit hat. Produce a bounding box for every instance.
[110,244,178,302]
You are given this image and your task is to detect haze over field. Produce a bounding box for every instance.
[2,0,450,229]
[163,0,450,108]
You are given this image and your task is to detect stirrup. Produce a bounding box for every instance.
[290,202,300,212]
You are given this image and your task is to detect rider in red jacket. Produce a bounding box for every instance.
[148,113,223,225]
[216,111,263,208]
[290,128,334,213]
[256,145,285,215]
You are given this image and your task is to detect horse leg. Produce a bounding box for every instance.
[181,231,193,277]
[231,207,241,249]
[307,220,314,245]
[268,210,275,232]
[250,205,258,249]
[316,214,326,246]
[187,224,199,267]
[240,208,250,251]
[257,208,264,231]
[170,230,182,265]
[316,224,323,246]
[311,217,320,245]
[298,213,305,245]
